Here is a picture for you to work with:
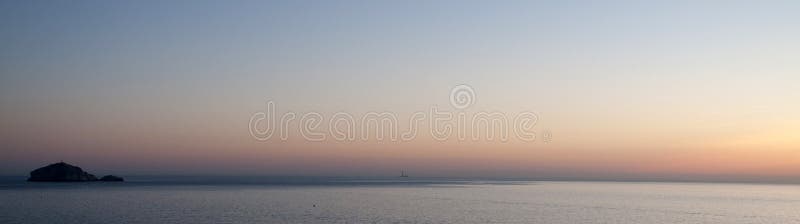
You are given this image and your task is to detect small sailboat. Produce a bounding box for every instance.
[400,170,408,178]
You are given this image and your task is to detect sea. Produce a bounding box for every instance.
[1,176,799,224]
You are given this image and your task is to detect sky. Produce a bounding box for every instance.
[1,1,799,181]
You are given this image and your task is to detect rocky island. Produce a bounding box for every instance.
[99,175,124,182]
[28,162,124,182]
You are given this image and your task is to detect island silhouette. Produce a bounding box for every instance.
[28,162,123,182]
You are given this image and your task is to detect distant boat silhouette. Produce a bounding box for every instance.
[400,170,408,178]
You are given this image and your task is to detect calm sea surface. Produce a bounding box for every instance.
[1,177,799,224]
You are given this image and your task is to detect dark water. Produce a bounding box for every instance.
[1,177,799,223]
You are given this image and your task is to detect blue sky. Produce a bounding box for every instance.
[1,1,799,179]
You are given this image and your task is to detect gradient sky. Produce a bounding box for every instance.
[1,1,799,181]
